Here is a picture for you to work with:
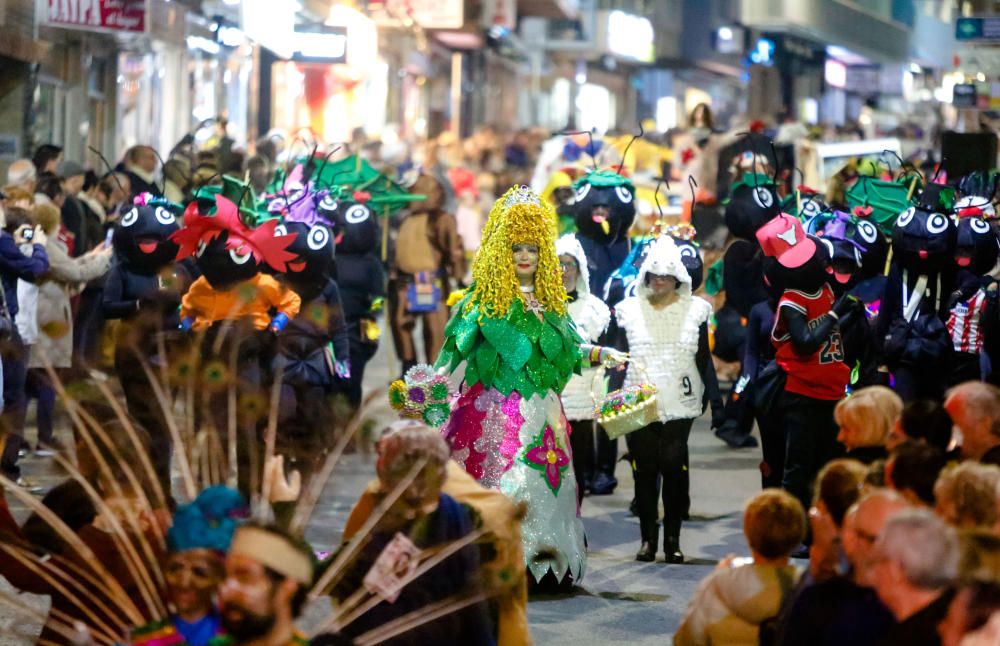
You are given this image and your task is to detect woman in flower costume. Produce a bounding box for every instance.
[435,185,624,589]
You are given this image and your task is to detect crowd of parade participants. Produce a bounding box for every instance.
[5,120,1000,646]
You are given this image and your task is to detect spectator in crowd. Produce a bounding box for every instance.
[31,144,62,175]
[23,203,111,454]
[118,145,161,198]
[958,531,1000,583]
[674,489,805,646]
[34,173,65,208]
[1,187,34,210]
[944,382,1000,464]
[834,386,903,464]
[5,159,37,194]
[871,508,959,646]
[218,523,315,645]
[934,462,1000,530]
[330,423,495,645]
[0,208,48,489]
[775,489,905,646]
[886,440,948,506]
[77,172,127,255]
[57,161,88,256]
[163,157,191,204]
[939,582,1000,646]
[806,459,869,582]
[887,398,954,452]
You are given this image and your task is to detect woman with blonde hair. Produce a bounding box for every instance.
[834,385,903,464]
[24,202,111,453]
[436,185,625,591]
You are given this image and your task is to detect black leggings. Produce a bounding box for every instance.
[626,418,693,543]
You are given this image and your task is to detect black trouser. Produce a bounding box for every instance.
[758,403,784,489]
[343,328,378,406]
[1,334,28,478]
[776,391,843,516]
[626,418,693,546]
[569,419,595,503]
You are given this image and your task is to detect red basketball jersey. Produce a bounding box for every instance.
[771,286,849,401]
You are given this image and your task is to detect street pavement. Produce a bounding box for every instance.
[0,337,763,644]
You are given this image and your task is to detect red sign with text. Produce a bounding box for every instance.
[43,0,147,34]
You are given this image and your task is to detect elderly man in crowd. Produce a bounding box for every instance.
[775,488,906,646]
[944,382,1000,464]
[5,159,36,194]
[871,508,959,646]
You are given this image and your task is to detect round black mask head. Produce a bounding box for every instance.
[848,218,889,280]
[891,206,957,274]
[194,230,260,290]
[955,214,999,276]
[330,199,379,255]
[273,221,335,292]
[817,236,863,294]
[725,173,780,241]
[763,234,831,294]
[572,170,636,244]
[114,202,181,273]
[671,236,703,291]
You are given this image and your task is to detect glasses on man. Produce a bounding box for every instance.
[559,262,578,271]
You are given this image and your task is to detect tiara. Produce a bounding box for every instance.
[503,184,541,209]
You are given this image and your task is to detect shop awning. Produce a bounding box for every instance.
[518,0,579,20]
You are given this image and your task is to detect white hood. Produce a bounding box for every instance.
[636,236,691,298]
[556,234,591,295]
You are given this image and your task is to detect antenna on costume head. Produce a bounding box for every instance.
[653,176,669,222]
[688,175,698,206]
[768,140,780,184]
[88,146,127,196]
[314,145,344,185]
[148,148,172,195]
[617,121,645,176]
[558,129,599,171]
[195,171,222,194]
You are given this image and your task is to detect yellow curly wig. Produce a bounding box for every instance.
[467,185,567,318]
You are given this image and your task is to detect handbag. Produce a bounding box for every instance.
[752,360,786,417]
[406,272,441,313]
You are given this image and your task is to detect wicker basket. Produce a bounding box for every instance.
[591,359,659,440]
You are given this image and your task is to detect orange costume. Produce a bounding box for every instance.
[180,273,302,332]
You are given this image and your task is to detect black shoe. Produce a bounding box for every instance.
[629,497,639,516]
[590,472,618,495]
[664,537,684,564]
[635,541,656,562]
[714,427,759,449]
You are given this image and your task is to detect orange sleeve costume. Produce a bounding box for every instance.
[180,274,302,331]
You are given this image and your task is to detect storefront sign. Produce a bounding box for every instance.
[293,26,348,63]
[381,0,464,29]
[41,0,147,34]
[957,17,1000,41]
[954,83,978,108]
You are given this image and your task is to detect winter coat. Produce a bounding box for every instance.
[674,563,800,646]
[29,239,110,368]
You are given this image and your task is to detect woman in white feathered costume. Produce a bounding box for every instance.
[555,234,611,502]
[609,237,722,564]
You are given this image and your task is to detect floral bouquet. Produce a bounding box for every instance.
[388,364,454,428]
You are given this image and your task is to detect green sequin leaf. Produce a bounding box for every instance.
[539,323,563,360]
[464,357,480,387]
[479,315,510,348]
[476,343,499,387]
[455,323,479,356]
